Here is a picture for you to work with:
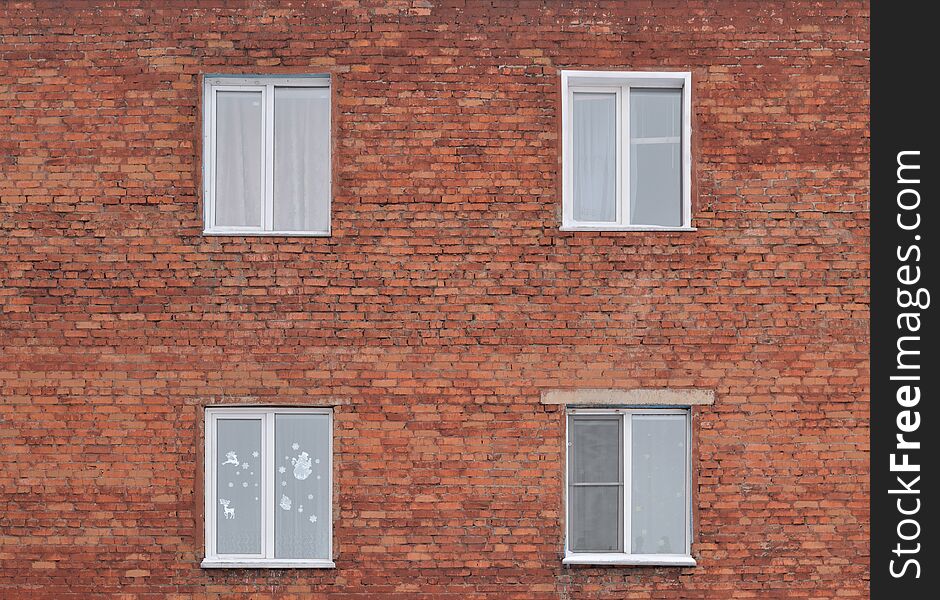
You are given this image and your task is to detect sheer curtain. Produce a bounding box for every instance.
[572,92,617,222]
[274,87,331,232]
[215,91,264,227]
[274,413,331,559]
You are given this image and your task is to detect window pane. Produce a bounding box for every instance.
[572,92,617,222]
[215,91,264,227]
[569,416,621,484]
[274,87,331,232]
[569,486,622,552]
[629,89,682,227]
[216,419,263,554]
[274,414,330,559]
[630,88,681,138]
[631,415,687,555]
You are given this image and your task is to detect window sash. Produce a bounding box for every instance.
[561,71,692,231]
[210,413,266,559]
[209,85,266,232]
[570,87,622,225]
[203,77,331,235]
[565,408,691,557]
[204,407,333,564]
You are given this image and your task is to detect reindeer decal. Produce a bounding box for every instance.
[221,451,239,466]
[219,498,235,519]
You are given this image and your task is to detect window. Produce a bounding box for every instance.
[565,408,694,566]
[202,75,331,235]
[202,407,333,568]
[561,71,692,231]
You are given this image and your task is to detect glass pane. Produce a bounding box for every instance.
[631,415,687,555]
[216,419,263,554]
[214,91,264,227]
[572,92,617,222]
[629,89,682,227]
[630,88,681,138]
[274,87,331,232]
[275,413,331,559]
[569,416,621,484]
[569,486,622,552]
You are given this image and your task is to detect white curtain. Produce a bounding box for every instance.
[573,92,617,222]
[215,91,264,227]
[630,89,682,227]
[274,87,331,232]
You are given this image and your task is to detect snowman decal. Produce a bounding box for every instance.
[291,451,313,480]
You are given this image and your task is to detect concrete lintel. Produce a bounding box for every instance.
[540,389,715,406]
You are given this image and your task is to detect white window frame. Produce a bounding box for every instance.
[202,407,334,569]
[564,407,695,567]
[560,70,694,232]
[202,75,332,236]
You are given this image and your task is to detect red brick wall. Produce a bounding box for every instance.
[0,1,870,598]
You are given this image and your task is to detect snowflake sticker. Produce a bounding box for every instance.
[241,462,249,469]
[281,481,287,487]
[242,482,249,488]
[291,442,300,450]
[251,451,259,458]
[307,494,314,500]
[227,482,234,488]
[278,466,286,474]
[309,515,317,523]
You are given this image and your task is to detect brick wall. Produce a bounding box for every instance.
[0,1,870,597]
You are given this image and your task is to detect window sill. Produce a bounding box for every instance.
[563,553,696,567]
[203,230,331,237]
[560,225,697,232]
[201,558,335,569]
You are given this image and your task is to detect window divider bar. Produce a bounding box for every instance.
[206,87,217,230]
[205,411,216,558]
[569,482,623,487]
[327,411,334,562]
[263,84,276,231]
[685,411,692,554]
[623,412,632,554]
[561,80,572,229]
[263,413,276,558]
[620,85,629,227]
[682,77,692,228]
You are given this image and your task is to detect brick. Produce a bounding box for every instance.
[0,0,869,598]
